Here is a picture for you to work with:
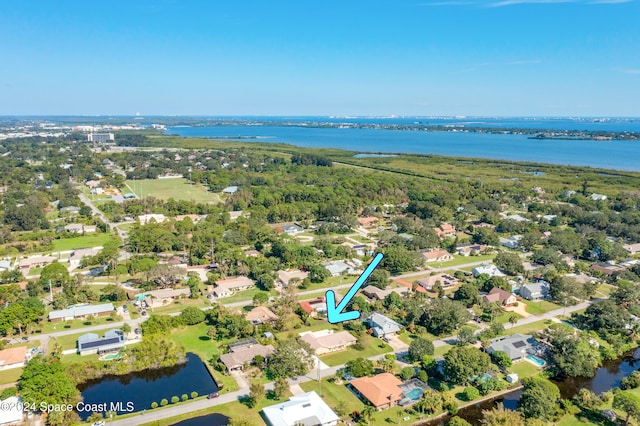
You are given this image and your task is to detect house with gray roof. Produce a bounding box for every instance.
[486,334,539,362]
[323,260,353,276]
[49,303,114,322]
[519,281,550,300]
[364,312,402,338]
[78,329,124,355]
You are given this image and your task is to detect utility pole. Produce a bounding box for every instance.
[48,280,53,303]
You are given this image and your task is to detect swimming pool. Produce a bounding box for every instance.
[526,354,546,367]
[404,388,423,401]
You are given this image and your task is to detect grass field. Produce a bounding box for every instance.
[435,254,496,268]
[0,367,23,385]
[524,300,561,315]
[509,360,541,378]
[504,319,552,336]
[125,178,222,203]
[320,336,392,366]
[38,315,122,334]
[151,297,210,315]
[52,233,116,251]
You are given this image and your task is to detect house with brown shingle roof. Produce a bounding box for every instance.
[300,330,357,355]
[219,342,275,371]
[0,346,27,368]
[245,306,278,325]
[277,269,309,287]
[357,216,379,228]
[434,223,456,238]
[350,373,404,409]
[421,249,453,263]
[417,273,459,291]
[482,287,517,306]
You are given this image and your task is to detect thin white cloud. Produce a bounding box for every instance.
[590,0,632,3]
[489,0,575,7]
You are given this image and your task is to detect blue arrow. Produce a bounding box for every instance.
[326,252,384,324]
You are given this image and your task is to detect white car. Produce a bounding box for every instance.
[92,421,106,426]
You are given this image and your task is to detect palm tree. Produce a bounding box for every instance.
[361,406,375,425]
[508,313,519,328]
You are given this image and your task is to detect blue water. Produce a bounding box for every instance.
[167,120,640,171]
[77,353,218,420]
[404,387,423,401]
[526,354,546,367]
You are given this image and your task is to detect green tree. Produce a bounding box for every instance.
[400,366,415,380]
[420,298,471,336]
[180,306,206,325]
[454,283,479,308]
[346,357,374,377]
[252,291,269,305]
[248,382,266,408]
[481,403,525,426]
[367,268,390,289]
[266,338,315,379]
[443,346,492,385]
[408,337,435,362]
[273,377,289,399]
[545,325,601,377]
[613,390,640,426]
[517,378,560,421]
[456,326,477,346]
[462,386,480,401]
[493,252,524,276]
[38,262,70,288]
[309,264,330,283]
[490,350,512,370]
[448,417,472,426]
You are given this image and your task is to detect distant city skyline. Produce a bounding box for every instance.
[1,0,638,117]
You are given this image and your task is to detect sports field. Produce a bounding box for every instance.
[125,179,222,203]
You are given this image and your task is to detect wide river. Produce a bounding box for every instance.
[166,118,640,171]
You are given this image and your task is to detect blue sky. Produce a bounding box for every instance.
[0,0,638,116]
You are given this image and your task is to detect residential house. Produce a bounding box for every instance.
[350,373,404,410]
[174,214,205,223]
[503,214,529,222]
[262,391,339,426]
[364,312,403,338]
[222,186,239,194]
[68,247,101,268]
[219,341,275,371]
[138,214,166,224]
[49,302,115,322]
[519,281,550,300]
[434,223,456,238]
[18,255,57,271]
[300,330,357,355]
[245,306,278,325]
[417,273,459,291]
[277,269,309,287]
[228,210,245,220]
[499,235,523,249]
[146,288,191,306]
[214,276,255,298]
[590,193,607,201]
[623,243,640,255]
[59,206,80,214]
[421,249,454,263]
[63,223,97,233]
[0,259,12,272]
[78,329,125,355]
[482,287,517,307]
[362,285,410,301]
[456,244,487,256]
[472,264,506,277]
[357,216,379,228]
[486,334,539,362]
[0,347,27,369]
[243,249,261,257]
[298,297,328,318]
[591,262,625,276]
[323,260,354,276]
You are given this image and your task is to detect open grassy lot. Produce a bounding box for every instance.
[151,297,210,315]
[524,300,561,315]
[52,233,116,251]
[503,319,552,336]
[435,254,496,268]
[0,367,23,385]
[216,288,278,305]
[320,335,392,366]
[125,178,222,204]
[38,315,122,334]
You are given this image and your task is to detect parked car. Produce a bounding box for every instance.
[92,421,105,426]
[141,310,147,317]
[207,392,219,399]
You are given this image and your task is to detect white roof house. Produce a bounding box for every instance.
[262,391,339,426]
[0,396,23,424]
[322,261,353,276]
[49,303,114,321]
[472,264,506,277]
[364,312,403,337]
[499,235,523,249]
[138,214,166,224]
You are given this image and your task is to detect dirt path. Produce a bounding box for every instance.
[504,301,531,318]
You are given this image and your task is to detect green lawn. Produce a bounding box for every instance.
[28,267,43,275]
[509,360,542,378]
[216,288,278,305]
[595,283,615,297]
[52,233,116,251]
[434,344,454,357]
[494,312,523,325]
[125,178,222,204]
[0,367,23,385]
[320,336,392,366]
[39,315,122,334]
[274,319,339,342]
[151,297,210,315]
[503,319,552,336]
[524,300,561,315]
[138,398,270,426]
